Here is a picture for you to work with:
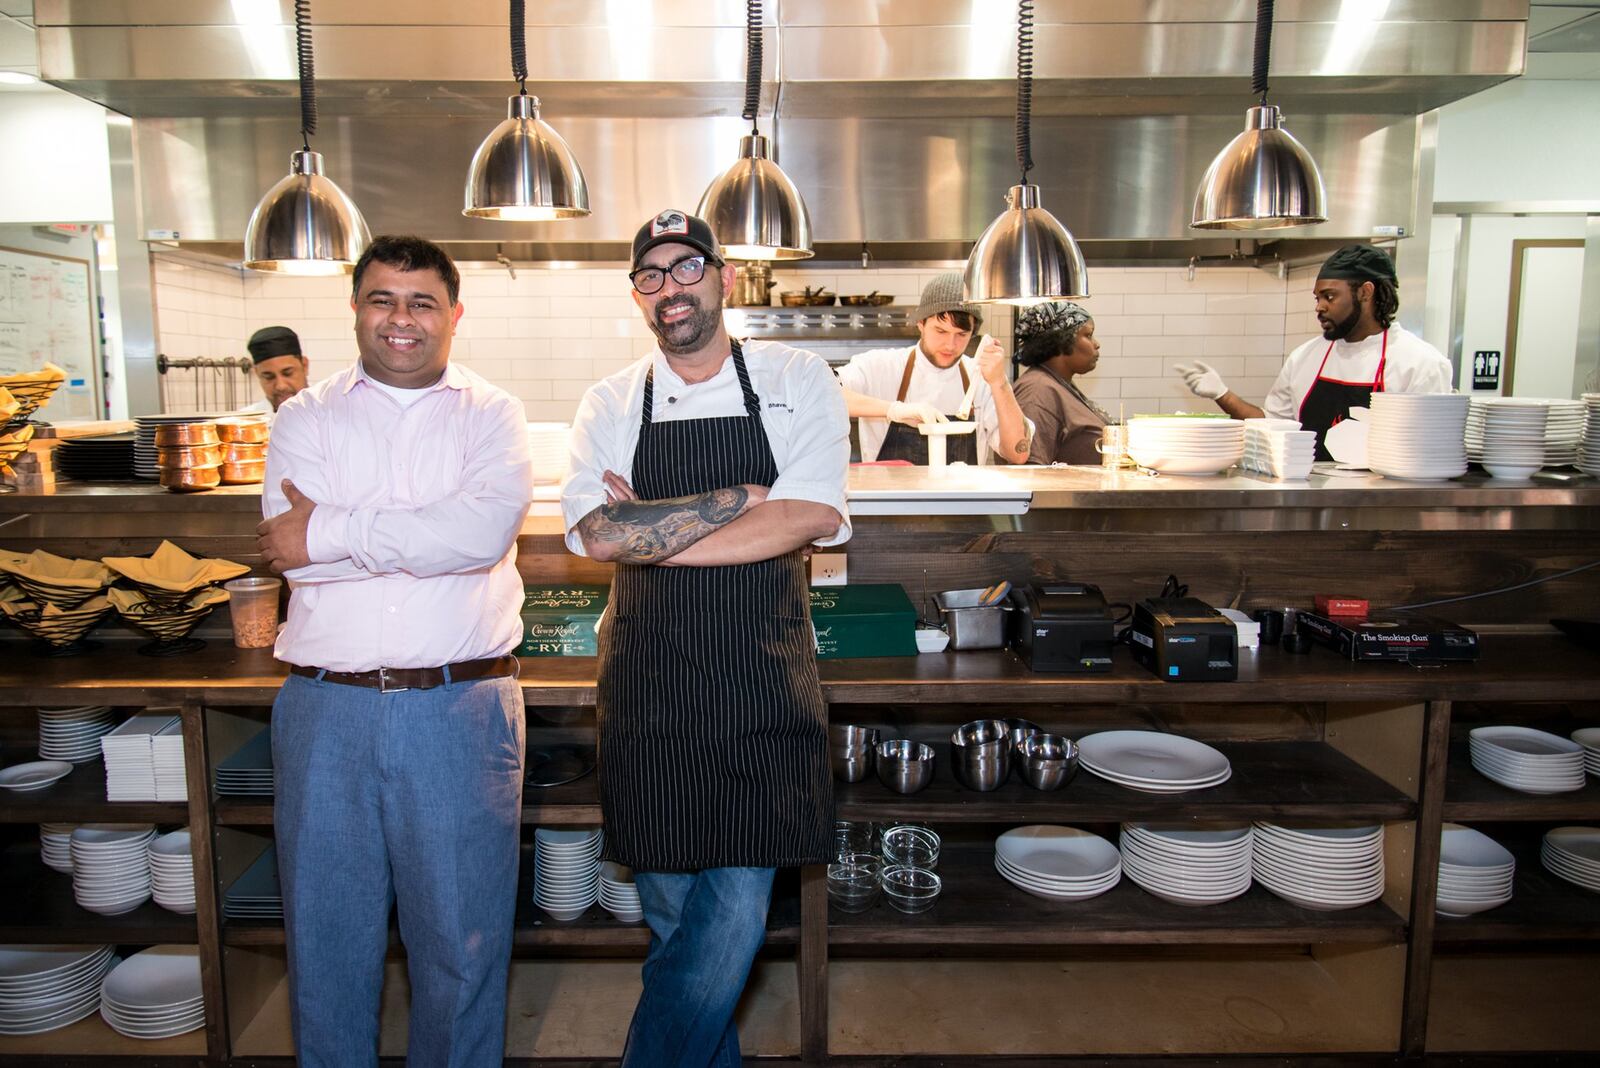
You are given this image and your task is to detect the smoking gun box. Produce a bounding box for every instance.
[808,584,918,659]
[1297,610,1479,663]
[518,587,610,656]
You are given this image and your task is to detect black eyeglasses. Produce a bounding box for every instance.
[629,255,717,295]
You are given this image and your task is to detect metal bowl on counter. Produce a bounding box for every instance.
[950,718,1013,792]
[830,724,880,783]
[221,460,267,485]
[222,442,267,464]
[156,445,224,468]
[933,589,1013,650]
[875,739,935,794]
[1005,718,1042,751]
[159,465,222,492]
[215,417,270,444]
[154,422,219,448]
[1016,733,1078,791]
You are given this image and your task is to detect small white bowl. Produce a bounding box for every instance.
[915,626,950,654]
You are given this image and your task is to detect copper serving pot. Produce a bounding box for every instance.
[156,444,224,468]
[222,442,267,464]
[220,460,267,485]
[160,465,222,492]
[154,422,219,448]
[215,417,270,444]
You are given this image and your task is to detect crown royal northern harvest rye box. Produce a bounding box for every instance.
[518,587,609,656]
[808,583,918,659]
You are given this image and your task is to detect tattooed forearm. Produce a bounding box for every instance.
[578,486,751,563]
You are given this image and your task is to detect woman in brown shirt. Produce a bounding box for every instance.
[1012,301,1114,465]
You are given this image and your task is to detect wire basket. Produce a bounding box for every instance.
[3,602,114,654]
[114,599,219,656]
[9,573,108,610]
[0,377,62,421]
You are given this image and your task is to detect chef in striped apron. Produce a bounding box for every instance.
[561,210,850,1067]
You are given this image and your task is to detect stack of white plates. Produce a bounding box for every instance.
[1119,822,1251,907]
[100,713,180,802]
[1366,393,1470,480]
[526,422,572,484]
[1436,823,1515,917]
[1464,397,1549,479]
[1468,397,1583,469]
[533,826,602,921]
[36,706,117,763]
[148,829,196,915]
[38,823,77,873]
[1126,417,1245,476]
[99,946,205,1039]
[1468,725,1586,794]
[1241,419,1317,479]
[1578,393,1600,476]
[599,862,643,922]
[152,722,186,803]
[1572,728,1600,778]
[1077,730,1232,793]
[993,825,1121,902]
[1540,826,1600,894]
[70,824,155,915]
[0,944,115,1036]
[1251,821,1385,911]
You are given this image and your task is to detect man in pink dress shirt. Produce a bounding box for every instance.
[256,235,533,1067]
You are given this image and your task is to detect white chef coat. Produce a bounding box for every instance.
[835,343,1029,464]
[561,339,852,555]
[238,397,273,418]
[1264,324,1453,421]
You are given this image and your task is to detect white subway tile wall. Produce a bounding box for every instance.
[152,253,1320,423]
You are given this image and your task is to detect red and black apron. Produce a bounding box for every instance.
[1299,330,1387,461]
[596,341,832,871]
[876,347,978,465]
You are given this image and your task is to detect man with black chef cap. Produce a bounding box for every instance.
[242,325,310,414]
[1173,244,1453,460]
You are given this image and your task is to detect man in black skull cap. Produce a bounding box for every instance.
[244,325,310,414]
[1173,244,1453,460]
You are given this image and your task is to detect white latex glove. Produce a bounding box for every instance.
[1173,360,1230,400]
[887,400,947,426]
[974,335,1007,386]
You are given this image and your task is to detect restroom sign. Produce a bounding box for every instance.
[1472,351,1501,391]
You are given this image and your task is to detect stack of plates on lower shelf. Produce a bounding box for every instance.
[222,847,282,921]
[1251,821,1385,911]
[1077,730,1232,793]
[1464,397,1551,479]
[99,945,205,1039]
[1571,728,1600,778]
[38,822,77,873]
[1118,822,1252,907]
[214,727,274,797]
[993,825,1121,902]
[1241,419,1316,480]
[152,724,186,802]
[70,824,156,915]
[1366,392,1470,481]
[1436,823,1515,917]
[100,713,182,801]
[37,705,117,763]
[533,826,602,921]
[1580,393,1600,475]
[599,862,643,922]
[0,944,116,1036]
[0,760,73,792]
[148,829,196,914]
[1125,416,1246,476]
[1540,826,1600,894]
[1468,725,1586,794]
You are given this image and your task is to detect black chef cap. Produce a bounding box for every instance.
[1317,245,1397,287]
[247,326,302,363]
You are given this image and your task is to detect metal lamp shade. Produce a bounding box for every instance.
[963,184,1088,305]
[243,149,371,275]
[464,95,590,221]
[697,134,814,261]
[1191,105,1327,230]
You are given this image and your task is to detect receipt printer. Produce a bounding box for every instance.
[1128,596,1239,682]
[1010,582,1116,673]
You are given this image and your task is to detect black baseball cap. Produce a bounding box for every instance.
[631,210,723,270]
[1318,245,1397,286]
[247,325,302,363]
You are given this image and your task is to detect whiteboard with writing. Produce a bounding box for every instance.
[0,245,98,420]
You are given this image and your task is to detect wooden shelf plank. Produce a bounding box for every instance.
[0,847,198,945]
[0,757,188,824]
[827,847,1407,946]
[1442,731,1600,821]
[1433,831,1600,943]
[836,741,1414,823]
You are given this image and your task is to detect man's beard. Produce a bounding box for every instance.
[650,294,721,355]
[1320,304,1361,341]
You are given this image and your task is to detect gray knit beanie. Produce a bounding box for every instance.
[914,273,983,329]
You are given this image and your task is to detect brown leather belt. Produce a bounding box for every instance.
[290,654,518,693]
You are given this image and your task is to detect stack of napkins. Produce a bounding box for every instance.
[1242,419,1317,480]
[100,712,181,802]
[153,721,186,802]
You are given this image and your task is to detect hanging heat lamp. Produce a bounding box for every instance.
[464,0,590,220]
[696,0,813,260]
[243,0,371,275]
[1191,0,1327,229]
[963,0,1087,305]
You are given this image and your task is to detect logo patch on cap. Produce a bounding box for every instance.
[651,210,689,237]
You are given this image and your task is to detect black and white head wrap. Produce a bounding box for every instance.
[1014,301,1092,368]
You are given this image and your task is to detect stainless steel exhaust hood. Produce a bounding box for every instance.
[36,0,1527,261]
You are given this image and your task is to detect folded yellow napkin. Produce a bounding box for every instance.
[108,585,231,615]
[102,540,249,592]
[0,362,66,388]
[0,386,18,422]
[0,548,115,589]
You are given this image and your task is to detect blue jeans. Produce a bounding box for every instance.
[621,866,776,1068]
[272,671,525,1068]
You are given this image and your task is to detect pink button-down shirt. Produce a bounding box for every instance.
[262,361,534,672]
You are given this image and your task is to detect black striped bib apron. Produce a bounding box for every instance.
[596,342,832,871]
